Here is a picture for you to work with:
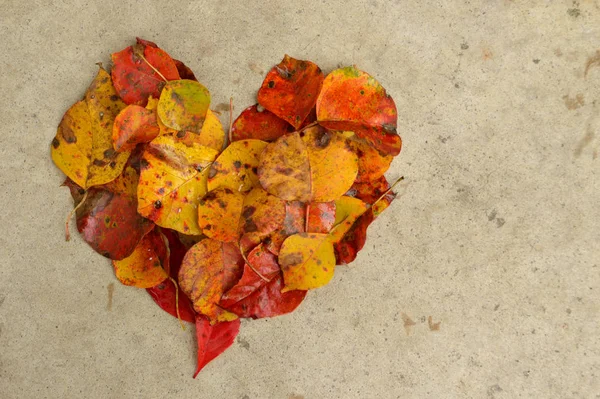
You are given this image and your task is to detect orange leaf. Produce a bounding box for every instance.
[239,187,286,246]
[178,239,244,323]
[257,55,324,129]
[207,140,268,192]
[230,104,291,142]
[316,66,401,156]
[347,139,393,183]
[258,126,358,202]
[197,188,245,242]
[112,105,159,151]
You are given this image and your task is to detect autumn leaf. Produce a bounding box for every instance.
[279,233,336,291]
[112,104,159,151]
[51,67,130,189]
[174,59,198,81]
[174,109,226,152]
[194,316,240,377]
[230,104,291,142]
[347,175,396,217]
[197,188,245,242]
[238,187,286,251]
[327,196,368,244]
[258,55,324,129]
[178,239,244,323]
[348,139,393,183]
[147,229,196,323]
[111,38,180,106]
[307,202,336,233]
[316,66,401,156]
[207,140,268,192]
[112,228,169,288]
[265,201,305,255]
[258,125,358,202]
[137,135,218,235]
[221,244,306,319]
[157,80,211,133]
[62,153,154,260]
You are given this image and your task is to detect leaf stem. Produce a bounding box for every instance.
[228,97,234,145]
[65,190,89,241]
[238,244,270,282]
[133,44,168,82]
[305,203,310,232]
[168,276,186,331]
[372,176,404,207]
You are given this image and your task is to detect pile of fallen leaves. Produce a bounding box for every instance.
[50,38,402,377]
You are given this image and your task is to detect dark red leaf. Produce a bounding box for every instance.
[194,316,240,378]
[257,55,324,129]
[230,104,291,142]
[174,59,198,81]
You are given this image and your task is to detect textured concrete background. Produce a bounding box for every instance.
[1,0,599,398]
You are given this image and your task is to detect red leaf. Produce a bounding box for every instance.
[146,229,196,323]
[174,59,198,81]
[257,55,324,129]
[230,104,291,142]
[316,66,401,156]
[221,244,306,319]
[111,39,180,106]
[194,315,240,378]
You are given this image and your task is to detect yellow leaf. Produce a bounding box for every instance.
[112,229,168,288]
[157,80,211,133]
[328,196,368,244]
[258,126,358,202]
[174,109,226,152]
[279,233,336,291]
[137,135,218,235]
[207,139,268,192]
[51,67,130,188]
[197,188,245,242]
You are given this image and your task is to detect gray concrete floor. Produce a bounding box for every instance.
[1,1,599,398]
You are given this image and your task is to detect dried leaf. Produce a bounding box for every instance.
[348,139,393,183]
[157,80,211,133]
[194,316,240,377]
[111,38,180,105]
[239,187,286,245]
[258,55,324,129]
[197,188,245,242]
[137,135,218,234]
[112,228,169,288]
[112,104,159,151]
[279,233,335,291]
[316,66,401,156]
[179,239,244,323]
[51,67,130,189]
[258,126,358,202]
[230,104,291,142]
[207,139,268,192]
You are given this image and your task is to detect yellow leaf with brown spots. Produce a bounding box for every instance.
[112,229,169,288]
[258,125,358,202]
[279,233,336,291]
[51,67,130,188]
[239,187,286,249]
[327,196,368,244]
[207,140,268,192]
[178,238,244,323]
[174,110,225,152]
[197,188,245,242]
[157,79,211,133]
[137,135,218,235]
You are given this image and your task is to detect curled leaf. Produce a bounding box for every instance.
[230,104,291,142]
[51,67,130,189]
[112,228,169,288]
[207,139,268,192]
[178,239,244,323]
[258,55,324,129]
[279,233,336,291]
[258,126,358,202]
[316,66,401,156]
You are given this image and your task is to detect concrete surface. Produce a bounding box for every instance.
[1,0,599,398]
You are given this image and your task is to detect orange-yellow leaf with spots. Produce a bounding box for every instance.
[347,139,393,183]
[137,135,218,235]
[327,196,368,244]
[197,188,245,242]
[279,233,335,291]
[112,229,169,288]
[173,110,225,152]
[178,238,244,323]
[112,104,159,151]
[238,187,286,248]
[51,67,130,189]
[207,140,268,192]
[157,80,211,133]
[258,125,358,202]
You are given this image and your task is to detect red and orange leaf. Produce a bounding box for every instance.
[279,233,336,291]
[230,104,291,142]
[220,244,280,307]
[197,188,245,242]
[207,140,268,192]
[316,66,401,156]
[51,67,130,189]
[178,239,244,323]
[111,38,180,106]
[112,228,169,288]
[194,316,240,378]
[258,126,358,202]
[257,55,324,129]
[347,175,396,217]
[63,154,154,260]
[307,201,336,233]
[147,229,196,323]
[137,135,218,235]
[348,139,393,183]
[112,105,159,151]
[265,201,305,255]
